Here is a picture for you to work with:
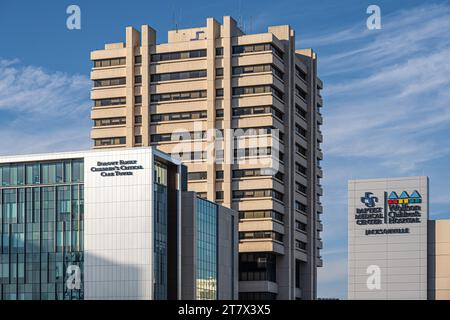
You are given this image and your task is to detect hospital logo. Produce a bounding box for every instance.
[361,192,379,208]
[387,190,422,205]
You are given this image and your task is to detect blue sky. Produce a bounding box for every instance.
[1,0,450,299]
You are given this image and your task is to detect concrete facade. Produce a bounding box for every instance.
[90,15,323,300]
[428,219,450,300]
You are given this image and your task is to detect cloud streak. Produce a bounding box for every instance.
[0,58,91,155]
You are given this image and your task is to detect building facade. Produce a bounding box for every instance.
[0,147,237,300]
[90,15,323,300]
[348,176,450,300]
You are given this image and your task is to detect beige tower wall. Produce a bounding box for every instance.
[428,219,450,300]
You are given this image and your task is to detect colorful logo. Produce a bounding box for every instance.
[361,192,379,207]
[387,190,422,205]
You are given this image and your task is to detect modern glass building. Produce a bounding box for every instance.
[0,147,238,300]
[195,197,218,300]
[0,159,84,300]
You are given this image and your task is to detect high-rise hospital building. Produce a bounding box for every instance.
[89,16,324,300]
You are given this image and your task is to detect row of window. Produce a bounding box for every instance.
[185,167,284,180]
[151,49,207,62]
[239,231,283,242]
[239,210,283,222]
[233,168,283,181]
[151,131,206,142]
[232,106,283,120]
[93,77,126,88]
[151,69,207,82]
[93,117,126,127]
[94,97,126,107]
[93,137,126,147]
[232,43,284,60]
[233,189,283,201]
[150,90,207,102]
[239,253,276,282]
[93,57,126,68]
[151,110,207,122]
[232,64,283,79]
[232,85,283,100]
[0,161,84,187]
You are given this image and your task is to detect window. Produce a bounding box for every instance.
[151,69,207,82]
[232,43,283,59]
[93,57,126,68]
[188,172,207,180]
[135,135,142,144]
[233,168,283,180]
[151,49,207,62]
[239,231,283,242]
[151,90,207,102]
[93,77,126,87]
[215,191,224,200]
[135,115,142,124]
[93,117,126,127]
[296,85,307,100]
[296,240,307,251]
[216,68,224,77]
[234,147,272,159]
[135,55,142,64]
[135,95,142,104]
[295,143,307,157]
[296,104,307,118]
[215,109,224,118]
[216,171,224,180]
[296,221,307,232]
[295,65,307,81]
[295,162,307,175]
[94,97,126,107]
[232,64,283,79]
[151,131,206,142]
[151,110,207,122]
[216,89,224,97]
[233,189,283,201]
[135,75,142,84]
[295,201,307,213]
[296,182,307,194]
[94,137,126,146]
[239,210,283,222]
[215,47,224,56]
[239,253,276,282]
[295,123,307,138]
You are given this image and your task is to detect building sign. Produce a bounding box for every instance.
[90,160,144,177]
[355,190,423,235]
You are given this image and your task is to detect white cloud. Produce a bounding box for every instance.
[0,58,91,155]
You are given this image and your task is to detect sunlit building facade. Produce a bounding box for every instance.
[0,147,237,300]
